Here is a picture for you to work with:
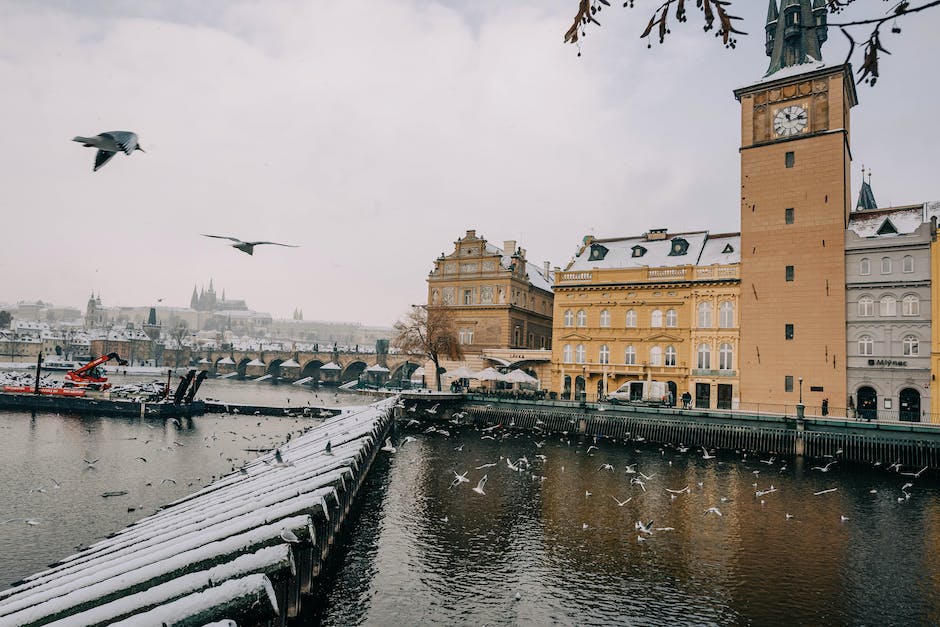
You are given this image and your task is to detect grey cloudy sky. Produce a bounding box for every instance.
[1,1,937,326]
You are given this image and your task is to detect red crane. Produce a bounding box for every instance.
[64,352,128,391]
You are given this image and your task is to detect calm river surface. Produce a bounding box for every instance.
[309,422,940,626]
[3,380,940,625]
[0,375,360,588]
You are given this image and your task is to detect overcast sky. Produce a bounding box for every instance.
[1,1,937,326]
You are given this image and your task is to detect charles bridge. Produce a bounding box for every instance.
[190,348,421,386]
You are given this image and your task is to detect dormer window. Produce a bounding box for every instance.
[722,244,734,254]
[876,220,897,235]
[631,245,647,258]
[589,243,609,261]
[668,237,689,256]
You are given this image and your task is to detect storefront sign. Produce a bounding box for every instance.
[867,359,908,367]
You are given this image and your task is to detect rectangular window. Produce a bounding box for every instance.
[463,289,473,305]
[785,265,794,282]
[785,208,794,224]
[785,151,795,168]
[785,376,794,392]
[785,323,794,340]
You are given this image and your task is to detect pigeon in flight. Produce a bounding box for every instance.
[202,234,299,255]
[72,131,144,171]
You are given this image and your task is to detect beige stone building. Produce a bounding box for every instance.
[550,230,740,406]
[426,230,554,386]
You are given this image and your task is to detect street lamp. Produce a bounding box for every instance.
[798,377,803,404]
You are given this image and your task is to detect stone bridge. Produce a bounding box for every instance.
[192,349,421,385]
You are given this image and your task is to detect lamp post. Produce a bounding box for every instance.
[798,377,803,404]
[796,376,805,420]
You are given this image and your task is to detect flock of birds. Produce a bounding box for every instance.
[382,401,934,545]
[72,131,297,254]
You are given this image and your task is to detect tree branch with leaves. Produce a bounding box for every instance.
[392,306,464,392]
[565,0,940,85]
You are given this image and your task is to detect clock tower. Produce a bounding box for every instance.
[734,0,857,410]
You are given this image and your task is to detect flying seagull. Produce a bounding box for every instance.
[201,234,298,256]
[72,131,144,171]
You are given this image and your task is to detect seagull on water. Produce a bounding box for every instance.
[635,519,654,535]
[202,234,299,256]
[611,495,632,507]
[450,471,470,488]
[899,466,928,478]
[381,437,397,454]
[704,507,723,517]
[702,447,716,460]
[472,475,488,495]
[812,461,837,472]
[72,131,144,171]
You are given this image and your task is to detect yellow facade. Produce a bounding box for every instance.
[426,230,554,385]
[933,234,940,423]
[550,233,740,406]
[735,67,857,411]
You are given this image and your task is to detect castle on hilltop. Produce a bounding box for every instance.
[190,279,248,313]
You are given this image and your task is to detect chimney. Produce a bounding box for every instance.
[503,240,516,255]
[465,229,476,239]
[543,261,551,278]
[647,228,668,241]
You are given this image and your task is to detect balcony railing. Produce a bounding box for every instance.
[556,264,738,286]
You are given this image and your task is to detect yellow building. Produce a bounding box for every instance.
[733,0,856,410]
[426,230,554,385]
[550,230,740,406]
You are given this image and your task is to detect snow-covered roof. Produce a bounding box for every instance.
[246,358,265,367]
[567,231,739,271]
[482,243,553,293]
[742,58,827,90]
[280,359,301,368]
[365,364,389,372]
[848,206,925,238]
[217,357,236,365]
[320,362,341,370]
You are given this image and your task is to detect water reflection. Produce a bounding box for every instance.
[315,426,940,626]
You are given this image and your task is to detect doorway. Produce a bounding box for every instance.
[717,384,733,410]
[899,388,921,422]
[857,386,877,421]
[695,383,711,409]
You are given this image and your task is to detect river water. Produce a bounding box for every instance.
[2,382,940,625]
[309,423,940,626]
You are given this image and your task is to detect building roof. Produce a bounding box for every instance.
[567,231,740,271]
[482,242,553,292]
[856,180,878,211]
[847,205,925,238]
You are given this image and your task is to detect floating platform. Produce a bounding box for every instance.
[0,391,205,418]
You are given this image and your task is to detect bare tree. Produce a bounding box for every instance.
[170,321,190,368]
[392,306,464,392]
[566,0,940,85]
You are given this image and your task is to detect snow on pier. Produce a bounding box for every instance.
[0,398,397,627]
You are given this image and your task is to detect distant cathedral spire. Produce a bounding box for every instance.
[764,0,828,76]
[190,285,199,310]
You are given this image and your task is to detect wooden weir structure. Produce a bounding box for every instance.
[0,398,396,627]
[454,398,940,471]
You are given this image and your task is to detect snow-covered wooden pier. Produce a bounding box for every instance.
[0,398,396,626]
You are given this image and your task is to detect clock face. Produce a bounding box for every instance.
[773,104,808,137]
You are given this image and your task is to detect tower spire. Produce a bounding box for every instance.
[856,165,878,211]
[764,0,828,77]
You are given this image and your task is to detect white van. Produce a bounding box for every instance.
[608,380,670,405]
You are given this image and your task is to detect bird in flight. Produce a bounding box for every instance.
[202,234,299,256]
[72,131,144,171]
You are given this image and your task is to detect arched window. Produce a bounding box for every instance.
[719,301,734,328]
[599,309,611,327]
[902,295,919,316]
[903,255,914,273]
[858,335,873,356]
[859,258,871,276]
[563,344,573,363]
[625,309,637,327]
[650,346,662,366]
[858,296,874,317]
[598,344,610,364]
[697,343,711,369]
[880,296,897,317]
[575,344,586,363]
[903,335,919,356]
[665,345,677,367]
[718,343,733,370]
[697,302,712,328]
[576,310,587,327]
[881,257,892,274]
[666,309,678,327]
[625,345,636,365]
[651,310,663,328]
[563,309,574,327]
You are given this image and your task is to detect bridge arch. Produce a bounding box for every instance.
[267,358,284,377]
[236,358,253,379]
[341,361,368,383]
[301,360,324,381]
[390,362,418,385]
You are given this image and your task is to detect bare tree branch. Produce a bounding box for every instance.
[392,306,464,392]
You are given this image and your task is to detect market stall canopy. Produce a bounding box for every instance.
[448,366,474,379]
[473,367,505,381]
[504,369,538,384]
